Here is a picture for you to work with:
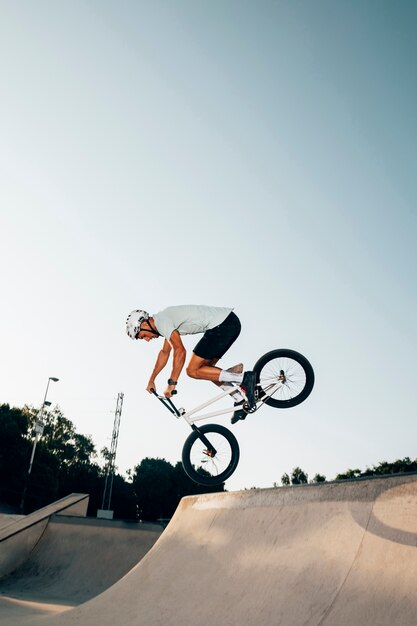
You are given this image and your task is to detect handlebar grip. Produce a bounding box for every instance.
[150,388,176,397]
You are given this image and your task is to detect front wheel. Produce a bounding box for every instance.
[182,424,240,486]
[253,349,314,408]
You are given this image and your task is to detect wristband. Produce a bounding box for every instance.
[167,378,178,386]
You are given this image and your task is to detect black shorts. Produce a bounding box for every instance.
[193,312,241,360]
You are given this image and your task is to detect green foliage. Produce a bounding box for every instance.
[281,473,290,486]
[335,468,362,480]
[280,468,310,486]
[132,457,178,520]
[131,457,224,521]
[25,405,97,468]
[1,403,110,515]
[1,401,224,521]
[104,474,137,520]
[173,462,223,497]
[0,404,31,506]
[291,467,308,484]
[312,473,326,483]
[335,457,417,481]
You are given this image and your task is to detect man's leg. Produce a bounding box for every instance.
[186,354,246,404]
[187,353,255,401]
[186,354,222,381]
[188,313,256,410]
[187,355,245,383]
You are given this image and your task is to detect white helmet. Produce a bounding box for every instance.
[126,309,150,339]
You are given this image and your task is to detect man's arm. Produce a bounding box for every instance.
[146,339,172,393]
[164,330,186,398]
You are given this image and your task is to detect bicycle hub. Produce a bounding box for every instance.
[278,369,286,383]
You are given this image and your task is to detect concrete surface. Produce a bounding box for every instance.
[0,514,24,530]
[0,494,89,578]
[0,515,162,622]
[2,474,417,625]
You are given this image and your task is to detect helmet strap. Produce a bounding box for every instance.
[143,319,160,337]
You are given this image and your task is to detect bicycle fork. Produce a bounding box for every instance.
[191,424,218,458]
[151,390,218,457]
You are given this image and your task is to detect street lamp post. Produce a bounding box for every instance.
[20,376,59,513]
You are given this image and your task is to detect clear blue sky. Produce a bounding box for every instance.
[1,0,416,490]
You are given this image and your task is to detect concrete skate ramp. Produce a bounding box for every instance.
[8,473,417,625]
[0,494,89,578]
[0,516,162,602]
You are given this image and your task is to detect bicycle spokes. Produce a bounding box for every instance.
[258,359,307,402]
[253,349,314,409]
[189,432,234,478]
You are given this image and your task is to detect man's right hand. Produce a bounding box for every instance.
[146,381,156,394]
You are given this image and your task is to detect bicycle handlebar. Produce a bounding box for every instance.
[150,388,177,397]
[150,388,180,417]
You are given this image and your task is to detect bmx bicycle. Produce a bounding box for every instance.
[151,349,314,486]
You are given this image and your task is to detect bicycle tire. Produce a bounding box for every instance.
[253,349,314,409]
[182,424,240,486]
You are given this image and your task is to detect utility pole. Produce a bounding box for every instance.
[20,377,59,513]
[98,393,124,518]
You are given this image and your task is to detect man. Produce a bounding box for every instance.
[126,305,256,423]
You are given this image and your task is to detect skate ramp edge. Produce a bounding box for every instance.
[20,473,417,626]
[0,494,88,578]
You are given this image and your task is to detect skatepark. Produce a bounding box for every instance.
[1,473,417,625]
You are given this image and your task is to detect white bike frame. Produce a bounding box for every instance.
[154,376,282,426]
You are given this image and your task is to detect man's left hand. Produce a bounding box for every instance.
[164,384,177,398]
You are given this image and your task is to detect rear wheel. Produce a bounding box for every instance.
[253,349,314,408]
[182,424,240,486]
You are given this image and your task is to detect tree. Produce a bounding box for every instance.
[281,473,291,486]
[173,462,224,497]
[312,473,326,483]
[335,468,362,480]
[131,457,226,521]
[0,404,31,507]
[291,467,308,484]
[18,405,102,512]
[335,458,417,481]
[105,473,137,520]
[25,405,98,468]
[280,468,309,486]
[364,457,417,476]
[132,457,178,521]
[2,403,223,520]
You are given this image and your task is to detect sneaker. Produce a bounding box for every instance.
[223,363,245,403]
[231,400,246,424]
[240,371,256,409]
[231,408,247,424]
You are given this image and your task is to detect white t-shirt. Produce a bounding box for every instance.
[153,305,233,342]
